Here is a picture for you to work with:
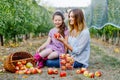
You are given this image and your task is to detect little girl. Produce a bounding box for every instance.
[34,11,68,68]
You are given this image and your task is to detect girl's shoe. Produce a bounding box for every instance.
[33,52,42,62]
[37,57,48,68]
[38,60,44,68]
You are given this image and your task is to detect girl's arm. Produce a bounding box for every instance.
[37,37,51,52]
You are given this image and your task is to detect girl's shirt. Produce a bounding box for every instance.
[46,28,68,54]
[68,28,90,68]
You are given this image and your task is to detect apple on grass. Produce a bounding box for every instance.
[83,70,89,77]
[95,71,102,77]
[61,66,66,70]
[80,67,87,73]
[53,69,58,74]
[30,67,37,74]
[36,68,42,74]
[88,72,94,78]
[76,70,81,74]
[47,68,54,75]
[60,71,67,77]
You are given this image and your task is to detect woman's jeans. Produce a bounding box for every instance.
[45,58,83,68]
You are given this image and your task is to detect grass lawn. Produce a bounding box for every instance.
[0,37,120,80]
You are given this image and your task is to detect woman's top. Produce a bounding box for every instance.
[68,28,90,67]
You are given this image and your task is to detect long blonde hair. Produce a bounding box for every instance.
[68,9,86,36]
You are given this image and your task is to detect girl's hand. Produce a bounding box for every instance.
[36,47,43,53]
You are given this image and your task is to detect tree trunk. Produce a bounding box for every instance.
[0,34,4,46]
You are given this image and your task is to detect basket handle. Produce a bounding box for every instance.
[11,57,34,62]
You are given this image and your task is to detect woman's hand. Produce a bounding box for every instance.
[56,34,65,43]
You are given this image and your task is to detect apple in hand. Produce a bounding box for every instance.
[60,71,67,77]
[95,71,102,77]
[54,33,60,38]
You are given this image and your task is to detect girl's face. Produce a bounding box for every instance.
[53,15,63,28]
[69,11,75,25]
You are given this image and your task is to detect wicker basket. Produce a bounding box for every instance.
[4,51,36,73]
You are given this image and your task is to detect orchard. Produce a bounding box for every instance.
[0,0,120,80]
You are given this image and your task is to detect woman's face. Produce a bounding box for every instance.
[53,15,63,28]
[69,11,75,25]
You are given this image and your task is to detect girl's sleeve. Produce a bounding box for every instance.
[65,30,69,36]
[48,29,52,38]
[72,30,90,55]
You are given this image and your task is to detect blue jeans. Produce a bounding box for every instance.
[45,58,83,68]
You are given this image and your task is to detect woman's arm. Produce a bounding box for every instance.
[63,41,73,52]
[71,29,90,55]
[57,35,73,52]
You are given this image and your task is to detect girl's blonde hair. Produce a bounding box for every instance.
[68,9,86,37]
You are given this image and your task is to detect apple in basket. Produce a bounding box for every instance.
[26,62,33,68]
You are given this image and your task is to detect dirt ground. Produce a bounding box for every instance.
[0,37,120,80]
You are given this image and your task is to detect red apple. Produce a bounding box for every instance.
[25,69,31,74]
[47,68,53,75]
[30,68,37,74]
[15,70,19,74]
[95,71,102,77]
[66,54,70,57]
[83,70,89,77]
[54,33,60,38]
[76,70,81,74]
[60,59,66,65]
[53,69,58,74]
[80,68,87,73]
[16,61,22,66]
[15,66,20,70]
[89,72,94,78]
[61,66,66,70]
[65,63,71,68]
[60,71,67,77]
[36,68,42,74]
[59,54,66,59]
[21,60,27,65]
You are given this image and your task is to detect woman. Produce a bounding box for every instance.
[45,8,90,68]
